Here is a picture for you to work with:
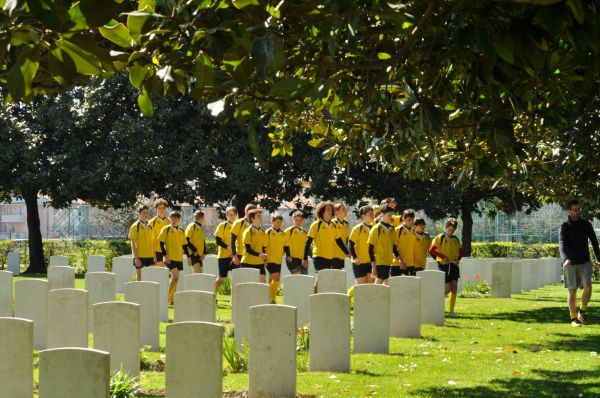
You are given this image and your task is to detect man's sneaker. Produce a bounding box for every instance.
[578,310,587,325]
[571,318,583,327]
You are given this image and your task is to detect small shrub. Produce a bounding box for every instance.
[220,278,232,296]
[223,337,248,373]
[296,325,310,352]
[109,368,139,398]
[296,352,309,372]
[459,275,491,298]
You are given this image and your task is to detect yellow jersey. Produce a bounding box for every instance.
[413,232,431,269]
[431,233,462,265]
[127,220,154,258]
[390,215,402,228]
[214,220,233,259]
[231,217,251,256]
[185,222,205,255]
[265,227,286,265]
[284,226,307,259]
[240,225,266,266]
[368,222,397,266]
[396,224,416,266]
[349,223,371,264]
[307,219,337,259]
[149,216,170,253]
[332,218,350,260]
[158,225,187,262]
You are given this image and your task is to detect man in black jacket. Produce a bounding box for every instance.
[559,199,600,327]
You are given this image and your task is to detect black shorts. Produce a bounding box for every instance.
[286,258,307,274]
[133,257,154,269]
[404,266,418,276]
[353,263,371,278]
[313,257,333,272]
[155,252,164,263]
[390,266,403,278]
[218,257,234,278]
[266,263,281,274]
[376,265,390,280]
[167,260,183,271]
[331,258,345,270]
[438,262,460,283]
[190,254,203,266]
[241,263,266,275]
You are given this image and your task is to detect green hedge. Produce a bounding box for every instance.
[471,242,560,259]
[0,239,219,273]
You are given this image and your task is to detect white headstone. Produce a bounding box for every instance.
[14,279,48,350]
[354,284,390,353]
[389,276,421,339]
[184,273,217,293]
[87,255,106,273]
[48,266,75,290]
[204,255,219,276]
[309,293,350,373]
[7,251,20,275]
[166,322,223,398]
[282,275,314,328]
[249,305,296,398]
[542,257,556,286]
[232,267,260,285]
[176,260,192,292]
[47,288,88,348]
[85,272,116,330]
[511,260,522,295]
[142,266,169,322]
[232,282,269,348]
[39,348,110,398]
[426,259,437,270]
[174,290,215,323]
[0,270,12,317]
[521,259,536,291]
[0,317,33,398]
[532,259,544,288]
[49,255,69,267]
[491,262,512,298]
[344,258,354,289]
[415,270,445,325]
[316,269,346,293]
[113,256,135,294]
[93,301,140,378]
[124,281,160,350]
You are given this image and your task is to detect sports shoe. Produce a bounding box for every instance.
[578,310,587,325]
[571,318,583,327]
[448,312,457,318]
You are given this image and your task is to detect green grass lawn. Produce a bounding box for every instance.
[15,275,600,397]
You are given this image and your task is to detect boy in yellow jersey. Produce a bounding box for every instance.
[368,204,401,285]
[284,211,309,275]
[128,205,155,281]
[214,206,238,295]
[265,213,286,303]
[370,204,381,227]
[149,198,170,266]
[413,218,431,272]
[380,198,403,227]
[231,203,257,267]
[348,205,374,284]
[304,201,344,272]
[331,203,351,270]
[429,218,463,317]
[158,211,189,305]
[185,210,206,274]
[240,208,267,283]
[396,209,417,276]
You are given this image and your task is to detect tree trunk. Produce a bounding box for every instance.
[461,199,474,257]
[23,191,46,274]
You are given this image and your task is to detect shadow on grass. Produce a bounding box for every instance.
[414,368,600,397]
[460,306,571,324]
[544,332,600,352]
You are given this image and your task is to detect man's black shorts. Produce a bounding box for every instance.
[167,260,183,271]
[331,258,345,270]
[376,265,390,280]
[266,262,281,274]
[286,258,307,274]
[438,262,460,283]
[353,263,371,278]
[241,263,266,275]
[218,257,234,278]
[155,251,164,263]
[190,254,203,266]
[133,257,154,269]
[390,266,403,278]
[313,257,333,272]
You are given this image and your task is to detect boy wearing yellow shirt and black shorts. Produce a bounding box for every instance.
[158,211,189,305]
[284,211,309,275]
[429,218,463,317]
[265,213,286,303]
[349,205,374,284]
[185,210,206,274]
[128,205,155,281]
[149,198,170,266]
[241,208,268,283]
[413,218,431,272]
[304,201,348,272]
[231,203,257,267]
[331,203,351,270]
[369,204,400,285]
[214,206,237,295]
[396,209,417,275]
